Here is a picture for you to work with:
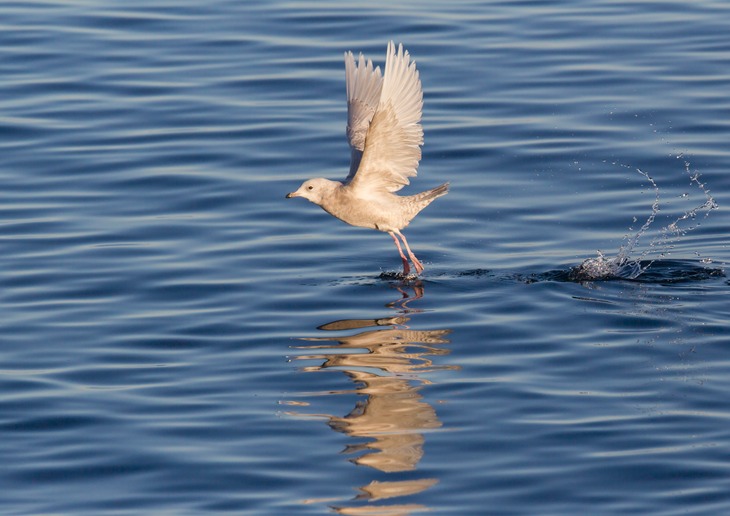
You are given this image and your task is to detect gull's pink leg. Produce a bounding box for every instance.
[395,230,424,274]
[389,231,410,275]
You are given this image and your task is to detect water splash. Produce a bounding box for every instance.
[570,156,718,281]
[657,156,719,255]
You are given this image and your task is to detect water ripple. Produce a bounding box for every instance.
[1,0,730,514]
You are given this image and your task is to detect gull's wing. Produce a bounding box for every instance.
[346,41,423,194]
[344,51,383,181]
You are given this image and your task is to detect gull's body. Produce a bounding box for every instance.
[286,41,448,275]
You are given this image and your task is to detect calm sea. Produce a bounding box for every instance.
[1,1,729,514]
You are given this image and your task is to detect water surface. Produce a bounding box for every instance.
[1,0,729,514]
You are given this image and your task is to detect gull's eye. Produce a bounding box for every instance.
[307,185,314,191]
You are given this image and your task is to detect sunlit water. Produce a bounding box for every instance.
[1,1,730,514]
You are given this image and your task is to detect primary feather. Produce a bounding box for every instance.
[346,41,424,193]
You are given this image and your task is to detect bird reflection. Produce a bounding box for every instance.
[287,282,455,513]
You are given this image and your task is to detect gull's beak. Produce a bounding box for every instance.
[285,191,298,199]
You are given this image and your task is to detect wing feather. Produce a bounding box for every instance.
[344,51,383,181]
[347,41,424,193]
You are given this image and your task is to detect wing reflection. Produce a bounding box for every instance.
[287,283,455,512]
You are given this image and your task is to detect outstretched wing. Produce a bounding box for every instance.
[344,50,383,181]
[346,41,423,194]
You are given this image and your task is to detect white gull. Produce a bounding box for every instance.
[286,41,448,276]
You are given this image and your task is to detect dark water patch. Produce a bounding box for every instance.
[532,260,725,285]
[456,268,493,278]
[364,261,725,286]
[630,260,725,284]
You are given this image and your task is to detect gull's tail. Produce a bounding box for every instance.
[404,182,449,219]
[421,182,449,202]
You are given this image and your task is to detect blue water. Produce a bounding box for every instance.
[2,1,729,514]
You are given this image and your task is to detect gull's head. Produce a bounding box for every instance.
[285,178,338,205]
